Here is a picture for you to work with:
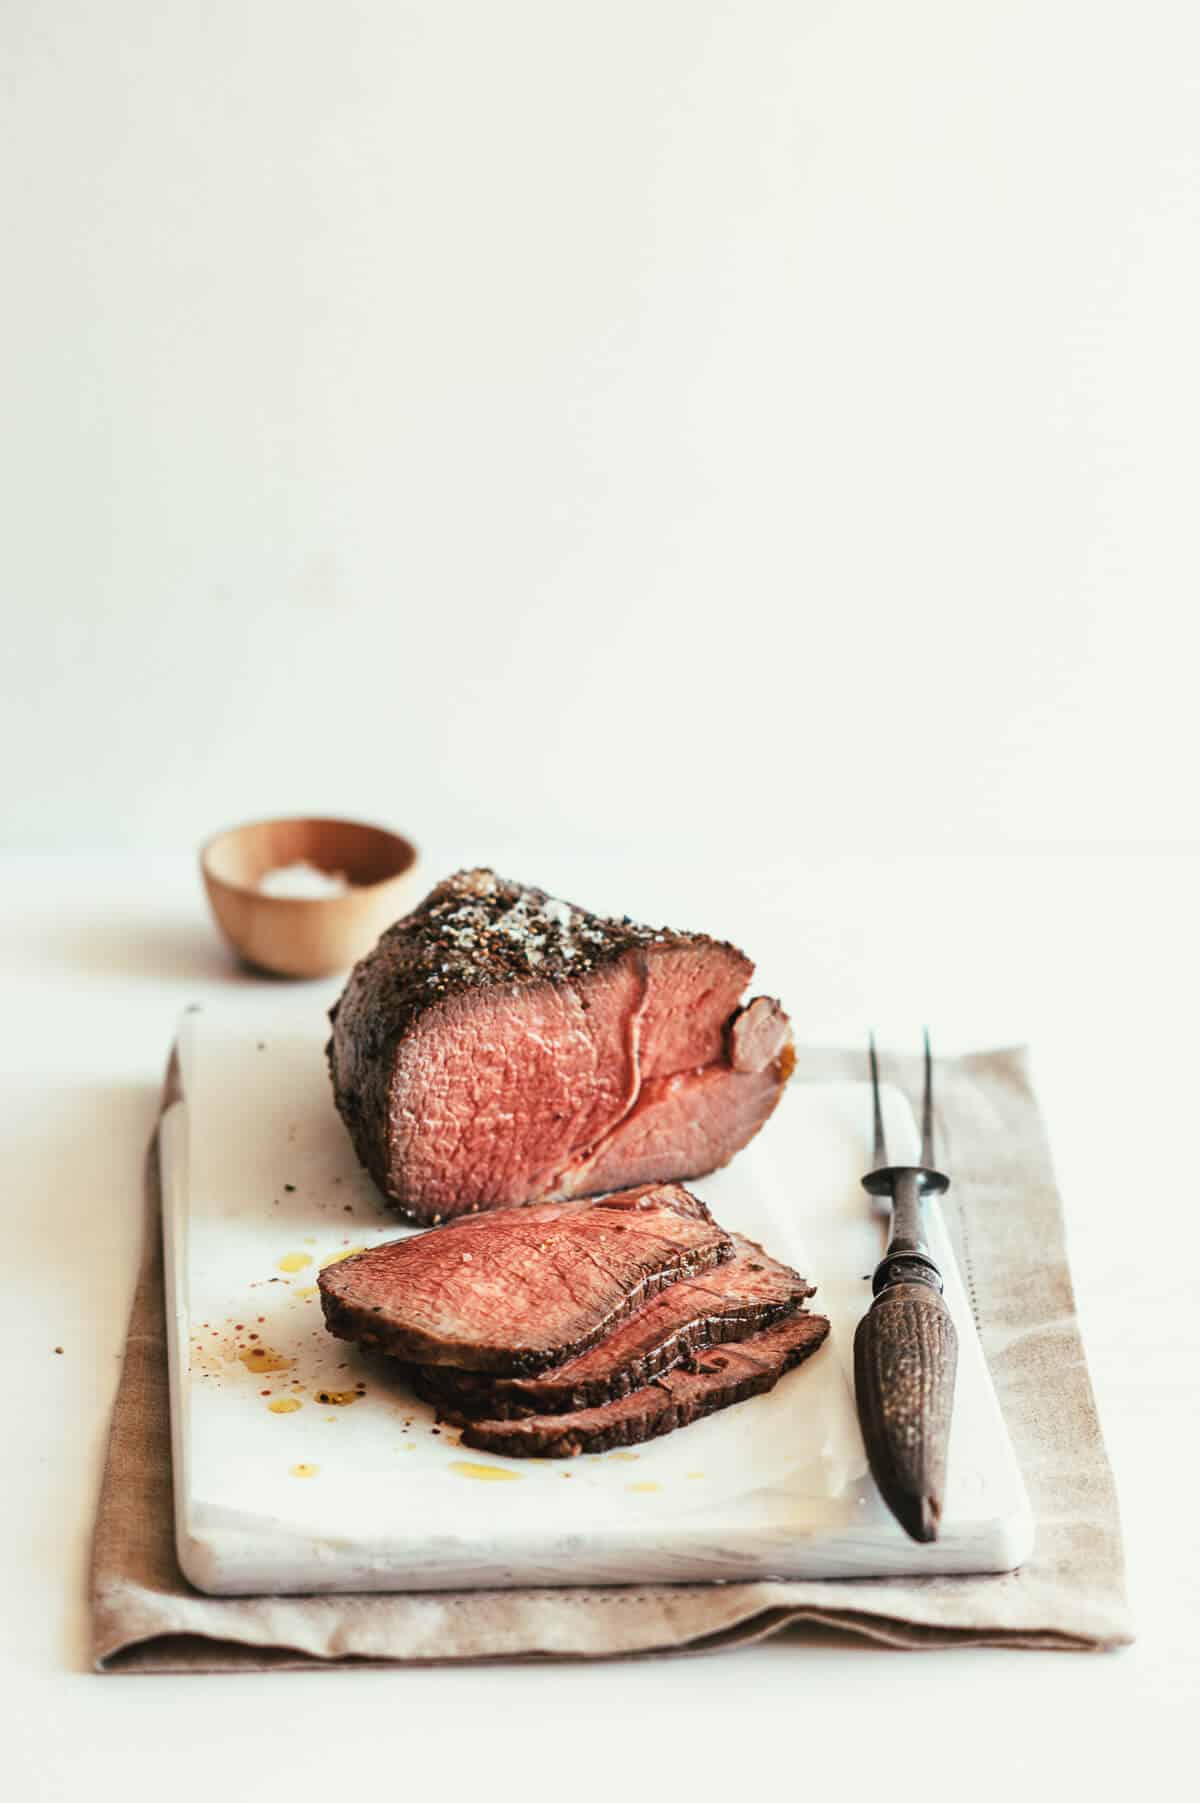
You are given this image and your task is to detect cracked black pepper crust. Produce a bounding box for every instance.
[325,868,747,1210]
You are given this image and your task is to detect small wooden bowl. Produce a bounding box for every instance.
[200,816,419,978]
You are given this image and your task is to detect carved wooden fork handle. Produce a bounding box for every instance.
[854,1278,959,1543]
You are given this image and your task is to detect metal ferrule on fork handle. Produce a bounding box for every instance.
[870,1246,944,1296]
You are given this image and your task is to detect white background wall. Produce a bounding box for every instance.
[3,1,1197,857]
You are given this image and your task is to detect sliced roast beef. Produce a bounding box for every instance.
[317,1184,733,1375]
[455,1310,831,1458]
[414,1233,814,1419]
[327,868,793,1223]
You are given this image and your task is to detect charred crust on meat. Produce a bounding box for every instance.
[454,1314,831,1458]
[336,867,717,1022]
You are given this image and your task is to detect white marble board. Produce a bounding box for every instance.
[162,1010,1033,1594]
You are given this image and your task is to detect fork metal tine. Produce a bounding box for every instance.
[921,1026,935,1168]
[869,1032,887,1169]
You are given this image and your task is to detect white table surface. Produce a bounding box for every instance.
[4,846,1196,1802]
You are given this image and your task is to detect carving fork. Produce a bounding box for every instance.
[854,1032,959,1543]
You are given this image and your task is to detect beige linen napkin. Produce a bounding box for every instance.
[91,1045,1132,1669]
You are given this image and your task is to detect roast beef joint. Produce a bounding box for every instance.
[327,869,794,1224]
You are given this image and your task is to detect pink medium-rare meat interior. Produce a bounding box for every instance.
[559,1049,789,1198]
[387,940,789,1217]
[415,1231,816,1419]
[387,941,648,1211]
[318,1186,733,1373]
